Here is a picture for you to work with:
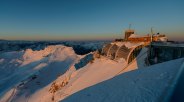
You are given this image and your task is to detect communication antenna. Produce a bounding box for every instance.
[148,27,154,62]
[151,27,154,35]
[151,27,154,42]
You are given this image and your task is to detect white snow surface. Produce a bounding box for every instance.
[52,57,127,101]
[27,48,147,102]
[128,34,142,38]
[1,44,181,102]
[124,42,144,49]
[62,58,184,102]
[15,56,129,102]
[0,45,148,102]
[0,45,79,101]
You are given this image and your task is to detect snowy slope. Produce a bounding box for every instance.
[12,56,128,102]
[36,48,148,102]
[62,58,184,102]
[52,57,127,101]
[0,45,148,102]
[0,45,79,102]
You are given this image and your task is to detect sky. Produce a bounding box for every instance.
[0,0,183,41]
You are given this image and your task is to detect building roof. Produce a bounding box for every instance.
[128,34,143,38]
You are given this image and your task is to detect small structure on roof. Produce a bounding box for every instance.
[124,29,135,41]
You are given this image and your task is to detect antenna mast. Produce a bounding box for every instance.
[151,27,153,42]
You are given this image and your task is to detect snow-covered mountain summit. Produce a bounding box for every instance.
[0,45,79,101]
[0,42,148,102]
[0,42,183,102]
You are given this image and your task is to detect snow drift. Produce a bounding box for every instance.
[62,58,184,102]
[0,44,148,102]
[1,42,179,102]
[0,45,79,101]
